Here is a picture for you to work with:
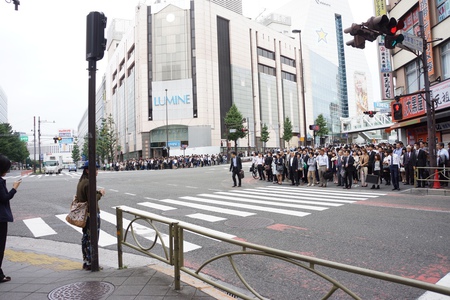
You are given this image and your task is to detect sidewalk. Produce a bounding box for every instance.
[0,236,234,300]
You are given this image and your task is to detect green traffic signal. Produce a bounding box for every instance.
[385,34,405,49]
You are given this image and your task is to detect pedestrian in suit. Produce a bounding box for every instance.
[403,145,414,185]
[414,142,427,187]
[343,150,355,189]
[367,144,376,175]
[229,151,242,187]
[264,152,273,182]
[0,154,22,283]
[288,152,299,186]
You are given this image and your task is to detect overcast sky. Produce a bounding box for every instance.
[0,0,376,139]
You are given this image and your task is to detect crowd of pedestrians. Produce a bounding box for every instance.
[103,154,224,171]
[249,141,450,190]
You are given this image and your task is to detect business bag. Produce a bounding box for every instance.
[366,174,379,184]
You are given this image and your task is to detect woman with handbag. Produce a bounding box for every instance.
[0,155,22,283]
[76,161,105,271]
[275,153,285,185]
[371,154,382,189]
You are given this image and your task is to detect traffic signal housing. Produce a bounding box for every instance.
[363,111,377,118]
[392,103,403,121]
[384,18,404,49]
[86,12,107,61]
[344,23,379,49]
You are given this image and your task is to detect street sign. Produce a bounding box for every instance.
[20,135,28,142]
[402,33,424,52]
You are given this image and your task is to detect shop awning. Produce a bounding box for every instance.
[389,117,423,130]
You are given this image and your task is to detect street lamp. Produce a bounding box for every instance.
[292,29,308,147]
[165,88,169,157]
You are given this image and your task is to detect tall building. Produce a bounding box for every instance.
[265,0,374,142]
[93,0,375,160]
[101,0,304,160]
[0,85,7,123]
[386,0,450,145]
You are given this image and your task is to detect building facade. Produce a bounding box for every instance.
[387,0,450,145]
[94,0,374,160]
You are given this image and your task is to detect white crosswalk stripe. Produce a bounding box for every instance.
[20,186,386,254]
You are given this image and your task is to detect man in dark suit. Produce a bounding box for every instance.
[264,152,273,182]
[343,150,355,189]
[229,151,242,187]
[403,145,414,185]
[367,144,376,175]
[414,142,427,187]
[288,151,299,186]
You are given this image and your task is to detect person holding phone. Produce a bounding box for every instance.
[0,154,22,283]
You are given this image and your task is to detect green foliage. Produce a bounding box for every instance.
[98,115,118,163]
[71,137,81,163]
[260,124,269,144]
[315,114,329,137]
[82,133,89,159]
[282,117,293,147]
[224,104,246,149]
[0,123,29,162]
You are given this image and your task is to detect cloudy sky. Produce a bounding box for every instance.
[0,0,376,139]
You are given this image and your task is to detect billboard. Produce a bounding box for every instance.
[152,79,193,121]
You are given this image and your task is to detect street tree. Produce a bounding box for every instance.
[315,114,329,144]
[260,123,269,153]
[282,117,293,148]
[71,137,81,164]
[0,123,29,163]
[98,114,119,164]
[224,104,246,154]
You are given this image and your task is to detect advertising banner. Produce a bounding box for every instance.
[58,129,72,138]
[419,0,435,76]
[152,79,193,121]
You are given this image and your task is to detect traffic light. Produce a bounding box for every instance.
[384,18,404,49]
[363,111,377,118]
[86,12,107,61]
[344,23,379,49]
[365,15,389,34]
[393,103,403,121]
[309,125,320,131]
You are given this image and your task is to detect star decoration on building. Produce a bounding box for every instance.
[316,28,328,43]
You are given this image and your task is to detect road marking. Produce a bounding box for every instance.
[124,192,136,196]
[260,186,373,201]
[418,272,450,299]
[187,213,227,223]
[160,199,255,217]
[55,214,116,247]
[101,210,201,253]
[180,196,311,217]
[200,193,328,211]
[218,191,343,207]
[138,202,177,211]
[185,186,198,189]
[109,189,119,192]
[144,197,158,200]
[23,218,57,237]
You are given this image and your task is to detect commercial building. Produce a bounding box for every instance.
[90,0,374,160]
[387,0,450,145]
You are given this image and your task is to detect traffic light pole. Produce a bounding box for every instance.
[419,11,437,168]
[87,59,100,272]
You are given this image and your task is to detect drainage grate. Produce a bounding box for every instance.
[225,217,274,229]
[48,281,115,300]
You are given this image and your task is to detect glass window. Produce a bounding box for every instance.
[405,59,423,93]
[442,40,450,80]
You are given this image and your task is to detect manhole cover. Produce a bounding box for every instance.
[48,281,115,300]
[225,217,274,229]
[163,208,196,216]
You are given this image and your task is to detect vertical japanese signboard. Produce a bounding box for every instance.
[419,0,434,76]
[374,0,394,100]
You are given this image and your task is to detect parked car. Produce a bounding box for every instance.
[68,164,77,172]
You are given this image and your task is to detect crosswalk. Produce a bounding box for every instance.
[5,172,80,180]
[21,186,385,253]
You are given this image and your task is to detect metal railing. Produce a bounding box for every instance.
[414,166,450,188]
[116,206,450,299]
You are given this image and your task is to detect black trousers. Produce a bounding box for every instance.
[0,222,7,278]
[232,168,241,186]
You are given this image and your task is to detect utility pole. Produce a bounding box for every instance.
[419,11,436,168]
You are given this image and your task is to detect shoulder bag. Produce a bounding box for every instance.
[66,195,88,228]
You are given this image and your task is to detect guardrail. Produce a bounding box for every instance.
[414,166,449,188]
[116,206,450,299]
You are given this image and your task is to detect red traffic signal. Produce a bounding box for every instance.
[309,125,320,131]
[363,111,377,118]
[392,103,403,121]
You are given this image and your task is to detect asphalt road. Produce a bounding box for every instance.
[4,164,450,299]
